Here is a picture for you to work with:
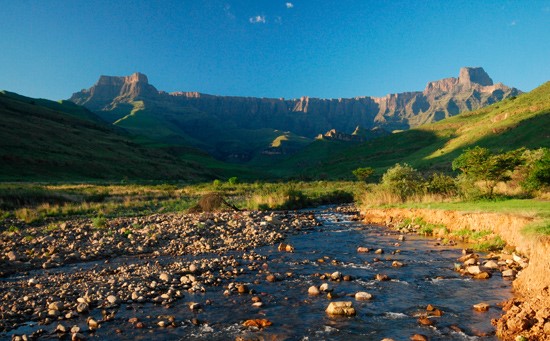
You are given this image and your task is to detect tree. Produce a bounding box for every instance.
[521,148,550,192]
[381,163,424,201]
[452,146,523,197]
[352,167,375,182]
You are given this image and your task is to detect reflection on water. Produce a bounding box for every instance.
[5,207,512,340]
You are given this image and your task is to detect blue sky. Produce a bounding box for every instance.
[1,0,549,100]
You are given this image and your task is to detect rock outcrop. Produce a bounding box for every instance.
[316,129,365,142]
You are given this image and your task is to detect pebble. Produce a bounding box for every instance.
[502,269,517,278]
[330,271,342,281]
[87,317,99,330]
[418,317,434,326]
[76,303,89,313]
[106,295,118,305]
[466,265,482,275]
[473,303,490,312]
[375,274,390,281]
[484,260,499,269]
[319,283,331,292]
[159,273,171,282]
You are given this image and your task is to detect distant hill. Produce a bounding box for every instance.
[69,67,520,161]
[273,82,550,179]
[0,91,227,181]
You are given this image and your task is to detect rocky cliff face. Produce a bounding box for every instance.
[70,67,520,137]
[68,67,520,161]
[71,72,159,111]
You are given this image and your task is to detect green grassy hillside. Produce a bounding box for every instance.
[0,91,226,181]
[272,82,550,179]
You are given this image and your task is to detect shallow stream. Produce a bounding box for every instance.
[4,207,512,340]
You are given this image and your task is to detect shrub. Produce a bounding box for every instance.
[190,193,239,212]
[228,177,238,185]
[92,216,107,228]
[381,163,425,201]
[426,173,457,196]
[352,167,375,182]
[520,148,550,192]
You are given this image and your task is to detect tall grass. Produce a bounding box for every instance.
[0,181,359,224]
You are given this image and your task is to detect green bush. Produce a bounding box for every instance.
[228,177,238,185]
[352,167,375,182]
[520,148,550,192]
[381,163,425,201]
[92,216,107,228]
[426,172,457,195]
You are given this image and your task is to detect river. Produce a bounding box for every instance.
[4,206,512,340]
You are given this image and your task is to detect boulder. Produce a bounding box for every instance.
[325,302,356,316]
[355,292,373,301]
[308,286,320,296]
[466,265,482,275]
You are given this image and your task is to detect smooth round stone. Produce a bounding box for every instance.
[106,295,118,304]
[355,292,373,301]
[319,283,331,292]
[330,271,341,280]
[159,273,171,282]
[308,286,320,295]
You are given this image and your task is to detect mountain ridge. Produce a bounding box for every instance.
[69,67,521,160]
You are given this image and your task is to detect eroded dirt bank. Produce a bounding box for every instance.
[362,208,550,340]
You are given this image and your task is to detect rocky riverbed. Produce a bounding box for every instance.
[1,210,318,334]
[1,206,519,340]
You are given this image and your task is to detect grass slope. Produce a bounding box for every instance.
[272,82,550,179]
[0,91,224,181]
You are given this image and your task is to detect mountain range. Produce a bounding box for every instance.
[69,67,520,161]
[2,67,547,181]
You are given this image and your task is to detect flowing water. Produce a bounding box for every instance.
[4,207,512,340]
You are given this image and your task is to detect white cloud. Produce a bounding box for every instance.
[249,15,266,24]
[286,2,294,8]
[509,20,517,26]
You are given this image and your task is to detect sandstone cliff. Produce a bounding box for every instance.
[68,68,520,159]
[70,67,520,137]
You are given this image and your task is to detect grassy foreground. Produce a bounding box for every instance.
[0,181,362,226]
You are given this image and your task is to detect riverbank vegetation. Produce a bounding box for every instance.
[359,146,550,236]
[0,181,361,227]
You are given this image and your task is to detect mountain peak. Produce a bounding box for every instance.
[97,72,149,86]
[71,72,157,111]
[127,72,149,84]
[458,67,493,86]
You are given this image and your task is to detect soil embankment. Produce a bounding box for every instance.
[362,208,550,340]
